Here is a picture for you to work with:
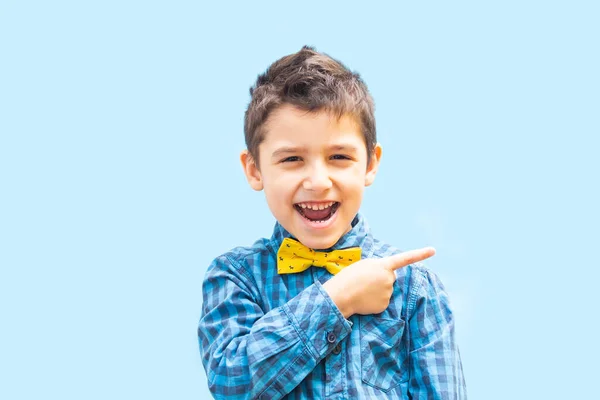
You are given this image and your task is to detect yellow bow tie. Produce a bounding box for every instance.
[277,238,361,275]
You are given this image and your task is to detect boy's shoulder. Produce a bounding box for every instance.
[206,236,275,277]
[221,237,272,261]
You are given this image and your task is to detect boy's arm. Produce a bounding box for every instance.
[407,267,467,399]
[198,254,352,400]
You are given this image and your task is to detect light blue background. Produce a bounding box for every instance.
[1,1,598,399]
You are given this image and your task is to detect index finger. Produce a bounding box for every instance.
[382,247,436,271]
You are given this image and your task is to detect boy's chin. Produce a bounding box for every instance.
[296,234,339,250]
[292,221,350,250]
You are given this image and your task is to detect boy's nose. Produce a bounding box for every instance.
[302,164,333,191]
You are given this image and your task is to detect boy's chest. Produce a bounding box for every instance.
[252,258,411,397]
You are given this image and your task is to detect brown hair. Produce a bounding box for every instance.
[244,46,376,167]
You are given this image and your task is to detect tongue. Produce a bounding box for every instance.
[302,207,331,221]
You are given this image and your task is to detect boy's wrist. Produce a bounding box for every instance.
[323,280,354,319]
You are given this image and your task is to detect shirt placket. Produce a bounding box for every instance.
[311,267,347,399]
[324,337,346,398]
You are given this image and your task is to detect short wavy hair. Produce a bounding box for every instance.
[244,46,376,166]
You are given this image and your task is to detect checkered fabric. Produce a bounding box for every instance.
[198,214,466,399]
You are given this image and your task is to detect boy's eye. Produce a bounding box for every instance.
[331,154,351,160]
[281,156,301,163]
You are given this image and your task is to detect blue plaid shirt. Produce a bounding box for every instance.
[198,214,466,399]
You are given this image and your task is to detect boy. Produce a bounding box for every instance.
[198,46,466,399]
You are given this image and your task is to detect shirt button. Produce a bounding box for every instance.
[332,343,341,355]
[326,332,336,343]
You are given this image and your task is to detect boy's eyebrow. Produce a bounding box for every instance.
[328,144,359,153]
[271,144,360,158]
[271,146,305,158]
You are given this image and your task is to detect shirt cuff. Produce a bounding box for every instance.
[281,281,353,361]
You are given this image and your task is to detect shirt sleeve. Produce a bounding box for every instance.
[198,254,352,400]
[407,267,467,399]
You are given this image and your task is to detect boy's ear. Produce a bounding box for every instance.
[240,150,264,191]
[365,143,382,187]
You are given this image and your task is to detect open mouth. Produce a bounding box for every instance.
[294,202,340,223]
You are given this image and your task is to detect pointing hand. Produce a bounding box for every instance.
[323,247,435,317]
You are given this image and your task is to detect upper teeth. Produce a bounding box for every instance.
[299,202,335,210]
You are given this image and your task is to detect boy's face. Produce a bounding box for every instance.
[241,104,381,250]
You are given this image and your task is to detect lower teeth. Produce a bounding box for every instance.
[304,214,330,223]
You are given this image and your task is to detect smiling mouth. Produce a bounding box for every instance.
[294,202,340,223]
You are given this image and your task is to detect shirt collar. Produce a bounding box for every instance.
[269,213,375,258]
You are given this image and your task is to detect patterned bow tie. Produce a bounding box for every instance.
[277,238,362,275]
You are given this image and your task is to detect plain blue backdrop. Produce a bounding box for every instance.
[1,1,598,399]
